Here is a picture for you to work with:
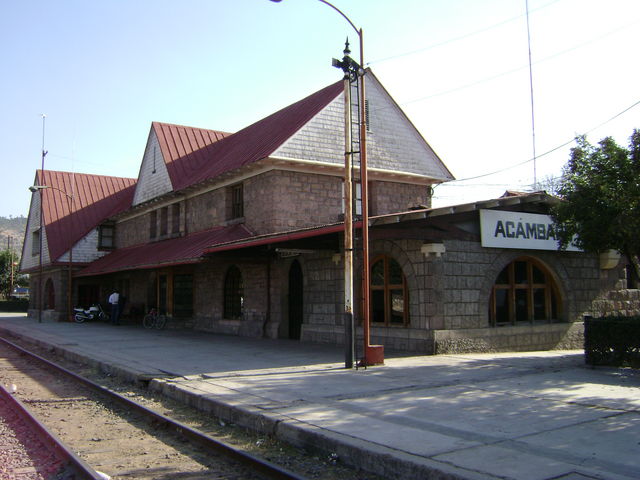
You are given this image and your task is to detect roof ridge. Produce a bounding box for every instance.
[152,121,232,137]
[38,169,136,182]
[167,79,344,192]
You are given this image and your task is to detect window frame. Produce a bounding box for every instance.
[230,184,244,219]
[171,203,181,235]
[149,210,157,240]
[369,255,409,327]
[342,180,363,217]
[489,257,561,326]
[32,229,41,256]
[160,206,168,236]
[98,224,115,250]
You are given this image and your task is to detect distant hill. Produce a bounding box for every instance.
[0,216,28,256]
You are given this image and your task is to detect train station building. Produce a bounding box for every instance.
[20,71,640,355]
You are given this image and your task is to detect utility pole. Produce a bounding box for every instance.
[8,235,14,299]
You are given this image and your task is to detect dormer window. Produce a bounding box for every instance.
[150,211,157,239]
[342,181,362,216]
[32,229,41,256]
[160,207,168,236]
[229,184,244,220]
[172,203,181,235]
[98,224,115,250]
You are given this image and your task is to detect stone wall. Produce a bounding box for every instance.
[433,322,584,354]
[244,171,343,234]
[186,190,226,233]
[191,258,270,338]
[27,268,69,322]
[370,181,431,215]
[116,213,149,249]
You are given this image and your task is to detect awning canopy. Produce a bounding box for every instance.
[75,224,252,277]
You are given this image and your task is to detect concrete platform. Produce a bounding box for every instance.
[1,313,638,480]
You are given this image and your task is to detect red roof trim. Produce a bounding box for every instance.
[204,222,359,254]
[76,224,252,277]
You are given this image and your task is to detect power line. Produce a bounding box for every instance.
[441,98,640,184]
[367,0,562,66]
[397,18,640,106]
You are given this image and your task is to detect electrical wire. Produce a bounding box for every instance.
[397,18,640,106]
[367,0,562,66]
[440,98,640,184]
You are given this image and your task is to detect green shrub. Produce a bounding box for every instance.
[0,299,29,312]
[584,316,640,367]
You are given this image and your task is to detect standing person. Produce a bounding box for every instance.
[108,289,120,325]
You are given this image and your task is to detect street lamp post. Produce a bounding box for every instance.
[270,0,383,366]
[29,184,74,322]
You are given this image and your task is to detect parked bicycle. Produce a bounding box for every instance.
[143,308,167,330]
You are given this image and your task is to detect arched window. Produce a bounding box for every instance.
[223,266,243,320]
[370,256,408,326]
[489,258,560,326]
[44,278,55,309]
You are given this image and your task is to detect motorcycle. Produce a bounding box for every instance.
[74,304,108,323]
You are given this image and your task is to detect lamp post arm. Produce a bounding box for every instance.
[318,0,359,37]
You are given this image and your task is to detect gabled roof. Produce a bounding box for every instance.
[75,224,253,277]
[36,170,136,262]
[153,121,231,189]
[164,80,343,192]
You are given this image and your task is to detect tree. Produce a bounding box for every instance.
[552,129,640,279]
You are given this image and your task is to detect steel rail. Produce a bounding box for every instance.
[0,382,104,480]
[0,335,306,480]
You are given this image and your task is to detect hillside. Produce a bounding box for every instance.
[0,216,28,256]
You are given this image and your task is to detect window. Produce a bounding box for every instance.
[32,229,41,256]
[370,256,408,326]
[172,203,181,235]
[489,258,560,326]
[149,211,157,239]
[626,264,639,289]
[160,207,168,236]
[98,224,115,249]
[223,265,243,319]
[173,274,193,317]
[230,184,244,219]
[342,181,362,216]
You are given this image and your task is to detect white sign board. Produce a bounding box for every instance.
[479,209,580,251]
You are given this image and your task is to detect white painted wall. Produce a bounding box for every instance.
[57,229,111,264]
[21,192,51,270]
[132,129,173,206]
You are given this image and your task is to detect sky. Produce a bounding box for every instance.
[1,0,639,218]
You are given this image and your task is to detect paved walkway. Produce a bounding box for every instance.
[0,313,638,480]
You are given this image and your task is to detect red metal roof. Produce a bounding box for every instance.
[153,122,231,186]
[162,81,343,192]
[204,222,359,254]
[75,224,253,277]
[36,170,136,263]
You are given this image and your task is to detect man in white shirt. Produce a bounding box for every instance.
[108,289,120,325]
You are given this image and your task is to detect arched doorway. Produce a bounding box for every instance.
[489,257,561,326]
[288,260,303,340]
[44,278,55,309]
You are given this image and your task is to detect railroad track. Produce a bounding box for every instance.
[0,336,306,480]
[0,382,101,479]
